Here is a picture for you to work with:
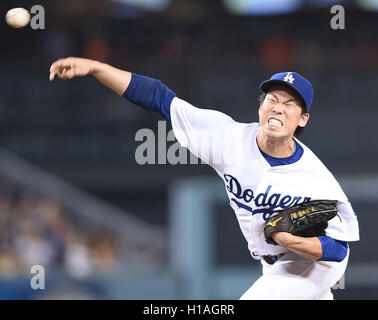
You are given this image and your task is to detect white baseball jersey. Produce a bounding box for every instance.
[170,97,360,258]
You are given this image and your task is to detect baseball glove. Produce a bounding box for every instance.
[264,200,339,245]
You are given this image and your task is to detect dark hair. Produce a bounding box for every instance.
[258,92,307,138]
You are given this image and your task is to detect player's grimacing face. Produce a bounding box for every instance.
[258,88,309,140]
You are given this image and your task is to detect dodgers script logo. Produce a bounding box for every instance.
[224,174,311,220]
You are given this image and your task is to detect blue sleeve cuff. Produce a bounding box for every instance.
[123,73,176,121]
[318,236,348,262]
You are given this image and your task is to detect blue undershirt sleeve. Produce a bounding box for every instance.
[122,73,176,121]
[318,235,348,262]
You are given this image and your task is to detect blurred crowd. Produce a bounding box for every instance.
[33,7,378,73]
[0,181,124,279]
[3,3,378,72]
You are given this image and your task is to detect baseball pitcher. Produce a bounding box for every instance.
[49,58,359,300]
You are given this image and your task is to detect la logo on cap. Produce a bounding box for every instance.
[283,72,295,84]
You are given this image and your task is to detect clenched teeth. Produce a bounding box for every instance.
[268,118,283,127]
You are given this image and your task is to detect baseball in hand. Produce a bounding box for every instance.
[6,8,31,28]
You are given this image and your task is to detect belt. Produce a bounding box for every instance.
[262,254,285,265]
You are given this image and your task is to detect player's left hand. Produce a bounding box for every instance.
[264,200,338,245]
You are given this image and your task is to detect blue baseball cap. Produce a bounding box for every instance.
[260,72,313,112]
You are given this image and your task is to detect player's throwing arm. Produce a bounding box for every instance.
[50,57,132,96]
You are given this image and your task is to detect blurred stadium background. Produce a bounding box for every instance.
[0,0,377,299]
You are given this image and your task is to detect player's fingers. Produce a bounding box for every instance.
[49,68,60,81]
[57,67,77,80]
[57,68,68,79]
[49,59,66,81]
[61,68,75,79]
[50,57,81,81]
[49,71,55,81]
[50,59,66,72]
[49,58,73,80]
[49,63,58,81]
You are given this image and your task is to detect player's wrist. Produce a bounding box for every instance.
[272,232,294,246]
[88,60,103,75]
[274,233,323,260]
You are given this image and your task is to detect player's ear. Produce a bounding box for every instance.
[298,113,310,127]
[258,93,266,115]
[258,101,264,114]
